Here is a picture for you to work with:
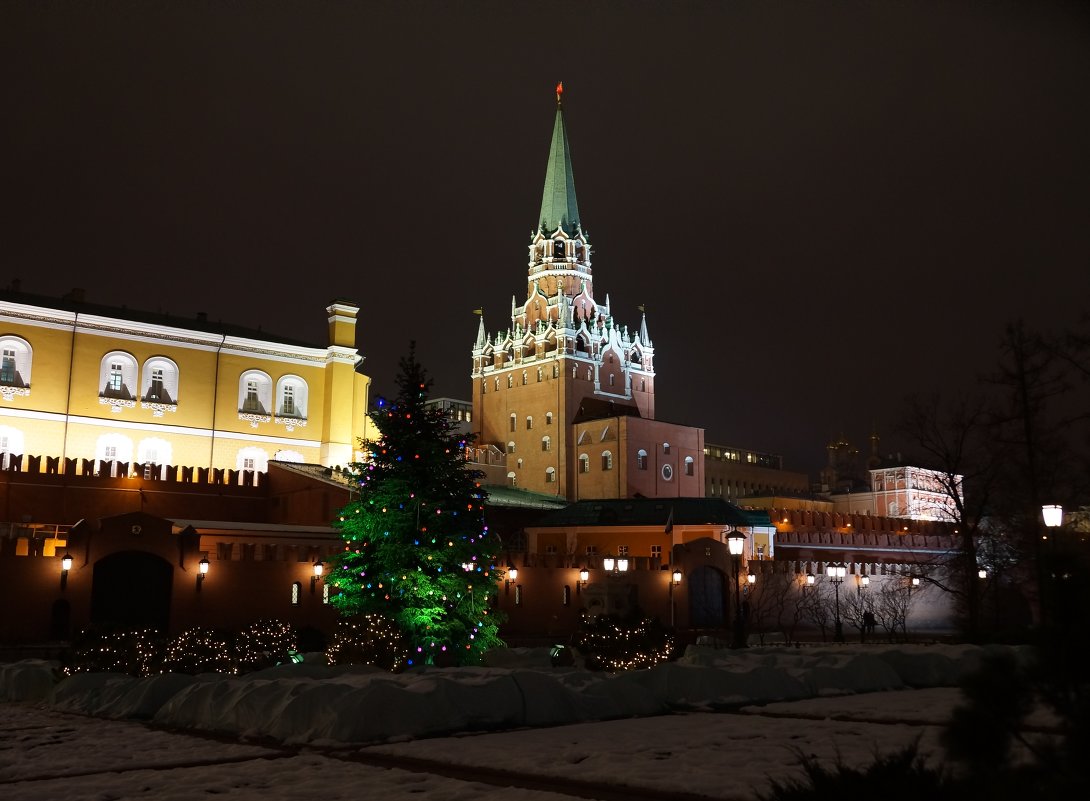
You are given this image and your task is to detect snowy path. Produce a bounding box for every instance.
[1,689,959,801]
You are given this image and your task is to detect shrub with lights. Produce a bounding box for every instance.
[65,627,164,677]
[327,345,505,666]
[572,611,679,672]
[160,627,234,675]
[234,619,299,672]
[326,615,409,671]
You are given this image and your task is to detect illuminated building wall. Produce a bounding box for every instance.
[0,291,373,476]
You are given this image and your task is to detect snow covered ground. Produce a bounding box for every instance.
[0,644,1042,800]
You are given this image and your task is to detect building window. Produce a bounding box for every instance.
[586,545,597,555]
[542,436,551,452]
[553,364,559,378]
[0,349,15,385]
[236,446,269,474]
[141,357,179,406]
[546,412,553,425]
[508,375,513,388]
[618,545,629,556]
[276,376,308,419]
[579,454,590,473]
[100,352,138,400]
[291,582,301,606]
[637,449,648,470]
[663,443,671,455]
[562,585,571,606]
[602,451,613,470]
[507,471,517,487]
[465,410,471,422]
[537,368,543,382]
[522,371,527,385]
[515,585,523,606]
[685,456,694,476]
[545,467,556,483]
[641,379,646,391]
[517,458,523,469]
[545,544,557,555]
[510,414,517,432]
[238,371,272,415]
[651,545,662,559]
[495,377,500,391]
[526,416,533,430]
[507,441,516,454]
[608,374,615,387]
[0,337,31,389]
[323,583,330,604]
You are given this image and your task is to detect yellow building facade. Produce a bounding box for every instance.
[0,290,372,476]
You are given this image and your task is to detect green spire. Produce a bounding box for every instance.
[538,93,580,236]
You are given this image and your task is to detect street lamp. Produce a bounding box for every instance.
[826,562,846,642]
[197,557,209,591]
[669,568,682,627]
[806,572,816,588]
[311,560,324,593]
[60,553,73,591]
[1042,504,1063,529]
[857,574,869,595]
[727,531,746,649]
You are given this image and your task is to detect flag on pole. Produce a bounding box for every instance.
[472,308,483,315]
[664,506,674,534]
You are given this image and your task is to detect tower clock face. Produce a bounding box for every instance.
[661,464,673,481]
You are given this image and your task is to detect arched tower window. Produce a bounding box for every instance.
[507,471,517,487]
[507,441,516,454]
[637,449,648,470]
[542,435,551,452]
[602,451,613,471]
[510,413,517,432]
[546,412,553,425]
[526,416,533,430]
[579,453,590,473]
[545,466,556,483]
[553,239,565,258]
[685,456,695,476]
[507,374,513,388]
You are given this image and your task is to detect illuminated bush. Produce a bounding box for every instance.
[160,627,234,675]
[65,627,164,676]
[572,613,678,672]
[326,615,409,672]
[235,619,298,671]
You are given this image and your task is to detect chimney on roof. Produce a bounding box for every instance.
[64,287,86,303]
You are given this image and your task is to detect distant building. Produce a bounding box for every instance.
[703,442,809,502]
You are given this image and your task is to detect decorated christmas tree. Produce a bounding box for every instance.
[328,345,505,666]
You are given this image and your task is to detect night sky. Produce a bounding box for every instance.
[4,1,1088,477]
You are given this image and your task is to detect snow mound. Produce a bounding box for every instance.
[0,643,1008,746]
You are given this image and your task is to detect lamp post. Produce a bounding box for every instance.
[197,557,209,591]
[727,532,746,649]
[670,568,682,627]
[311,560,324,593]
[826,562,846,642]
[60,552,73,591]
[577,566,589,594]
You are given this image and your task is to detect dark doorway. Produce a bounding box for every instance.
[90,551,173,631]
[689,565,726,628]
[49,599,71,640]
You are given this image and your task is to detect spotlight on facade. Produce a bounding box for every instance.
[671,569,682,585]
